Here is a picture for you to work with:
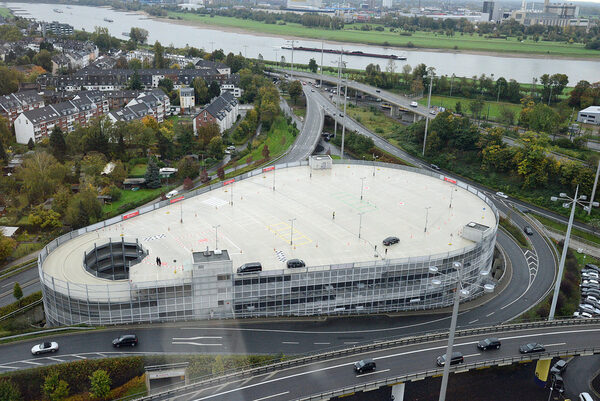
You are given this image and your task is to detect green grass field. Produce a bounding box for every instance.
[130,163,147,177]
[532,213,600,245]
[167,12,600,58]
[346,104,399,137]
[0,7,12,18]
[102,186,172,216]
[417,95,522,122]
[236,116,295,166]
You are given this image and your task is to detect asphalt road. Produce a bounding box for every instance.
[162,323,600,401]
[563,355,600,400]
[0,264,41,307]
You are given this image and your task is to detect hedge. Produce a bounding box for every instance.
[0,291,42,317]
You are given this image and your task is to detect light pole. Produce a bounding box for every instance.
[372,154,379,176]
[422,68,434,157]
[549,186,598,320]
[449,187,455,209]
[360,177,367,201]
[320,40,324,87]
[358,212,365,238]
[424,206,431,232]
[331,56,347,160]
[341,74,348,161]
[289,218,296,245]
[449,73,455,98]
[213,224,220,250]
[589,159,600,216]
[434,262,495,401]
[286,40,298,79]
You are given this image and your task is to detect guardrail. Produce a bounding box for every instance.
[134,318,600,401]
[0,299,43,322]
[294,346,600,401]
[145,362,189,372]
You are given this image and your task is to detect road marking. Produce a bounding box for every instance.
[172,337,222,340]
[486,312,495,317]
[0,365,18,369]
[344,342,359,345]
[73,355,87,359]
[172,341,222,347]
[463,353,481,358]
[262,371,278,381]
[356,368,390,378]
[314,342,330,345]
[1,281,15,288]
[253,391,290,401]
[545,343,567,347]
[96,353,107,358]
[22,360,42,365]
[281,341,299,345]
[468,319,479,324]
[45,357,65,362]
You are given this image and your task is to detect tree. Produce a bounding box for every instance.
[469,97,485,121]
[262,144,270,160]
[0,141,6,163]
[42,371,69,401]
[208,136,223,159]
[129,27,148,46]
[527,103,560,135]
[0,234,16,261]
[13,283,22,305]
[33,49,52,72]
[89,369,111,399]
[192,77,210,104]
[217,166,225,180]
[199,169,209,183]
[153,41,167,68]
[197,123,220,149]
[498,106,516,126]
[145,158,161,189]
[49,126,67,160]
[0,379,22,401]
[158,78,173,94]
[27,138,34,150]
[288,80,303,105]
[208,81,221,100]
[183,177,193,190]
[454,101,462,115]
[177,156,200,180]
[64,187,103,229]
[29,206,62,230]
[212,355,225,375]
[16,152,67,204]
[308,58,318,73]
[128,70,143,90]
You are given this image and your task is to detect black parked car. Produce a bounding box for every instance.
[287,259,305,268]
[354,358,376,373]
[550,359,567,375]
[383,236,400,246]
[112,334,138,347]
[519,343,545,354]
[523,226,534,235]
[477,337,501,351]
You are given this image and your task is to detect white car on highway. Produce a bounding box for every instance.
[166,190,179,199]
[495,191,508,199]
[31,341,59,355]
[410,101,418,107]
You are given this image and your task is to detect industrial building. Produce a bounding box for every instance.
[577,106,600,125]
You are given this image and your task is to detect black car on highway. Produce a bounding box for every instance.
[550,359,567,375]
[523,226,534,235]
[354,358,376,374]
[383,236,400,246]
[112,334,138,347]
[477,337,501,351]
[519,343,545,354]
[436,352,464,367]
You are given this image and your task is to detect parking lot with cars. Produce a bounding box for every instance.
[576,264,600,318]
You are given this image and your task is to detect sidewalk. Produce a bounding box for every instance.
[0,250,40,272]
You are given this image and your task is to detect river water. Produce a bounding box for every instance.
[6,2,600,83]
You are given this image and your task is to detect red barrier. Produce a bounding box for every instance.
[444,177,457,184]
[224,179,235,185]
[169,196,184,204]
[123,211,139,220]
[263,166,275,172]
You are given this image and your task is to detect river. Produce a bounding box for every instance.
[5,2,600,83]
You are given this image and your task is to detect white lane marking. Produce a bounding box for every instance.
[356,368,390,378]
[22,360,42,365]
[1,281,15,288]
[314,342,330,345]
[463,353,481,358]
[545,343,567,347]
[469,319,479,324]
[486,312,495,317]
[96,353,107,357]
[344,342,359,345]
[45,357,65,362]
[262,371,278,381]
[73,355,87,359]
[253,391,290,401]
[172,341,222,347]
[282,341,299,345]
[172,337,222,340]
[0,365,19,369]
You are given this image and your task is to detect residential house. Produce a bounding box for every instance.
[193,91,239,134]
[0,90,45,125]
[179,87,195,114]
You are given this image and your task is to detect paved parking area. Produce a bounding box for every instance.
[42,164,496,286]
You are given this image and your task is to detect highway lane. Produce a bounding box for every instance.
[563,355,600,400]
[0,265,41,307]
[161,323,600,401]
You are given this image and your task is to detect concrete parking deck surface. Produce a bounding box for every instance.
[42,164,496,286]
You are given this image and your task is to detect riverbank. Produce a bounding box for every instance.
[156,11,600,60]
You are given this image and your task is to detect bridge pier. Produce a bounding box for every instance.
[390,382,405,400]
[391,105,399,118]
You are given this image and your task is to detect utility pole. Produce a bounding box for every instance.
[358,212,365,239]
[320,40,324,87]
[424,206,431,232]
[589,160,600,216]
[289,218,296,245]
[422,70,434,157]
[213,224,220,250]
[341,74,348,161]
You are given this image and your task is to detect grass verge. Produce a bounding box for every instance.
[417,95,522,122]
[499,216,530,249]
[531,213,600,246]
[101,186,175,218]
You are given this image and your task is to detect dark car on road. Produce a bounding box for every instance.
[550,359,567,375]
[354,358,376,374]
[430,164,440,171]
[383,236,400,246]
[287,259,305,268]
[436,352,464,367]
[523,226,534,235]
[519,343,545,354]
[112,334,138,347]
[477,337,501,351]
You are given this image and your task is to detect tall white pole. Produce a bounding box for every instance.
[548,186,579,320]
[438,262,462,401]
[589,160,600,216]
[422,72,434,156]
[341,74,348,161]
[320,40,324,87]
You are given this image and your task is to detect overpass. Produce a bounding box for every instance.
[278,69,431,119]
[140,319,600,400]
